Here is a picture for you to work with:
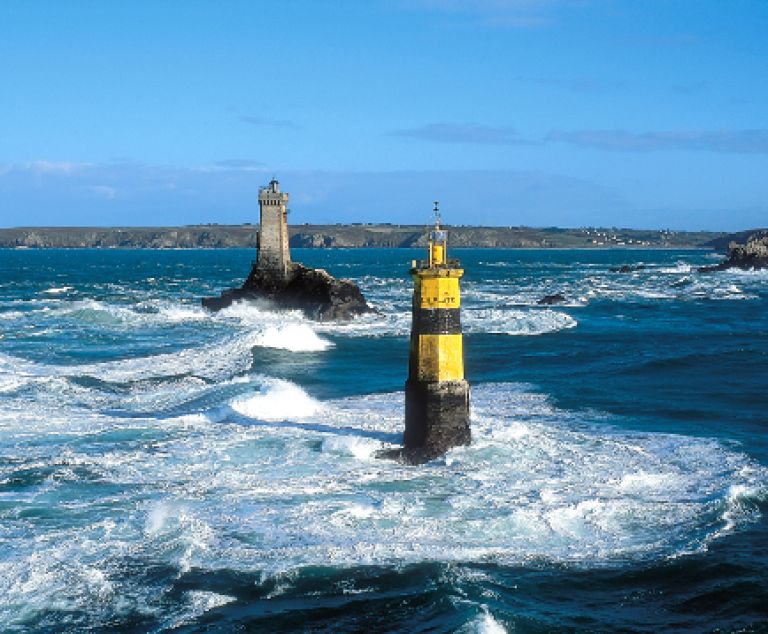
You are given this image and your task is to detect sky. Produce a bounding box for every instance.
[0,0,767,230]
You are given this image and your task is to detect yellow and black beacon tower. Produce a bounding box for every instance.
[403,202,471,462]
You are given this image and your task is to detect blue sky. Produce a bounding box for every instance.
[1,0,766,230]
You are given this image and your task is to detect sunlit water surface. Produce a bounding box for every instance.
[0,248,766,632]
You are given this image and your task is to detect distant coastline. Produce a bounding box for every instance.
[0,224,734,250]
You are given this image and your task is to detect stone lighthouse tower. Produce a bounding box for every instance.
[202,178,370,319]
[256,178,291,280]
[402,202,471,461]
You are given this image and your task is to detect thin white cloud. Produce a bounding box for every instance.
[392,123,531,145]
[0,161,626,228]
[239,115,300,130]
[549,129,768,154]
[512,74,629,94]
[83,185,119,199]
[0,161,763,231]
[24,160,92,174]
[214,159,265,169]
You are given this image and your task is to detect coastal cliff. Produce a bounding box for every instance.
[0,225,723,249]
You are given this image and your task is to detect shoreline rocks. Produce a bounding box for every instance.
[698,232,768,272]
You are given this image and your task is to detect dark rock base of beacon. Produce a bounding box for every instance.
[202,262,371,321]
[387,379,471,465]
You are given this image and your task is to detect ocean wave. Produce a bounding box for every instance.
[213,300,307,326]
[7,385,765,554]
[1,382,766,629]
[166,591,237,630]
[659,262,693,274]
[458,607,507,634]
[0,316,328,392]
[725,267,768,278]
[229,380,322,422]
[42,285,74,294]
[464,308,577,336]
[252,323,332,351]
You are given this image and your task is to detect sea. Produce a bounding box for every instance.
[0,247,766,633]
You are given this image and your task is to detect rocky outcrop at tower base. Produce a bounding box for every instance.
[699,232,768,272]
[378,380,471,465]
[202,262,371,321]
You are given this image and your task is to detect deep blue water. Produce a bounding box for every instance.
[0,247,766,633]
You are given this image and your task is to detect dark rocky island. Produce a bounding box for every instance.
[201,179,370,321]
[699,231,768,272]
[202,262,370,320]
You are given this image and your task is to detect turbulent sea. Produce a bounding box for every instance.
[1,247,767,633]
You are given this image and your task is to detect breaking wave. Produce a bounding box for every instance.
[2,381,764,628]
[1,248,767,631]
[230,380,322,421]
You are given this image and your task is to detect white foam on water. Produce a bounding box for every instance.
[0,351,55,397]
[721,265,768,277]
[0,525,118,629]
[42,286,74,294]
[73,333,258,382]
[727,482,767,504]
[143,501,216,573]
[659,263,693,274]
[54,299,138,326]
[214,301,306,328]
[211,299,383,339]
[0,377,26,394]
[708,283,752,300]
[1,383,766,629]
[618,471,681,493]
[30,298,212,329]
[156,304,209,323]
[523,258,768,305]
[230,379,321,421]
[0,309,25,320]
[0,317,327,393]
[254,323,332,352]
[321,435,381,460]
[1,256,767,629]
[166,591,236,630]
[460,608,508,634]
[464,308,577,336]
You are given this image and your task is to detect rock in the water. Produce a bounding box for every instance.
[202,177,371,320]
[202,262,371,320]
[610,264,646,273]
[537,293,567,305]
[699,232,768,272]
